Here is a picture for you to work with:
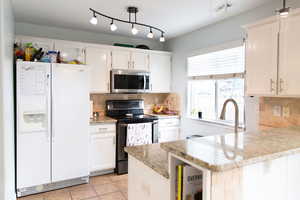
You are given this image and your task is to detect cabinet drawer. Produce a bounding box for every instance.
[158,118,180,127]
[90,124,116,133]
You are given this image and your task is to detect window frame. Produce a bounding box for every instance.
[186,41,246,127]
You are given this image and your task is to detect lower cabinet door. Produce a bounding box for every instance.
[89,132,116,172]
[158,127,180,143]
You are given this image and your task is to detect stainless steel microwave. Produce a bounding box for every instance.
[110,69,150,93]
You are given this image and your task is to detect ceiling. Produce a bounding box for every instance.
[12,0,274,40]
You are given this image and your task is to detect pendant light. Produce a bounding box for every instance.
[277,0,290,17]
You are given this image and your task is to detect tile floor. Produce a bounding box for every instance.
[18,174,128,200]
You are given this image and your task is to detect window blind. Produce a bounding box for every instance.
[187,46,245,77]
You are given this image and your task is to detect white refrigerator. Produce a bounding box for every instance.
[16,61,90,196]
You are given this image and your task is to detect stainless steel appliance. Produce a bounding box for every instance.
[110,69,150,93]
[106,99,158,174]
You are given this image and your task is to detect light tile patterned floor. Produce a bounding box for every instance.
[18,174,128,200]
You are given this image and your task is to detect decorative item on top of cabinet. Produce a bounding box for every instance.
[54,40,86,64]
[244,8,300,97]
[86,47,111,93]
[149,53,171,93]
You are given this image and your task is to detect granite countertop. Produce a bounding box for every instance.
[160,127,300,172]
[90,116,117,124]
[125,143,169,179]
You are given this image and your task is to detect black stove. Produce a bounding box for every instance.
[106,99,159,174]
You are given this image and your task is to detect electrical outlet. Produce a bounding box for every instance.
[282,105,290,117]
[272,105,282,117]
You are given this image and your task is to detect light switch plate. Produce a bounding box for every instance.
[282,105,290,117]
[272,105,282,117]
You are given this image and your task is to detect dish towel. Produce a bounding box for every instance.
[126,123,152,146]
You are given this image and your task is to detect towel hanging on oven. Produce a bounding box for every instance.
[126,123,152,146]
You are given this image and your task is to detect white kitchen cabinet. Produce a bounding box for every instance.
[244,8,300,97]
[149,53,171,93]
[89,123,116,173]
[158,126,180,143]
[158,118,180,143]
[245,18,279,96]
[278,11,300,96]
[111,50,131,69]
[131,52,149,71]
[54,40,86,64]
[86,47,111,93]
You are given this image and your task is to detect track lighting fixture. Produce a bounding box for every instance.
[89,12,98,25]
[89,7,166,42]
[110,20,117,31]
[277,0,290,17]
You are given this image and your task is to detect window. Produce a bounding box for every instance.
[187,45,245,125]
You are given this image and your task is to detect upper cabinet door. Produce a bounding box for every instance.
[149,53,171,93]
[111,50,131,69]
[245,20,279,96]
[131,52,149,71]
[278,11,300,97]
[86,47,111,93]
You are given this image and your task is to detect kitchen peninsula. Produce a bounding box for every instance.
[125,127,300,200]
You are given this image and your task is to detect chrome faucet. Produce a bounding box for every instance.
[220,98,239,133]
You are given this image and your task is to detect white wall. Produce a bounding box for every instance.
[15,22,164,51]
[165,0,300,137]
[0,0,15,199]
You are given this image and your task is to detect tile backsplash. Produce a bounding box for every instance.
[259,97,300,129]
[90,93,181,116]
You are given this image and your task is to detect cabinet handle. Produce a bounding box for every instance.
[270,79,275,92]
[98,128,108,132]
[113,136,116,144]
[128,61,130,68]
[150,84,153,91]
[132,61,135,69]
[107,83,110,92]
[279,78,284,93]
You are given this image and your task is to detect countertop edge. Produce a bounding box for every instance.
[125,147,170,179]
[161,142,300,172]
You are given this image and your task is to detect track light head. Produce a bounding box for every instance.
[159,33,165,42]
[90,12,98,25]
[131,24,139,35]
[277,0,290,17]
[147,28,154,39]
[110,20,117,31]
